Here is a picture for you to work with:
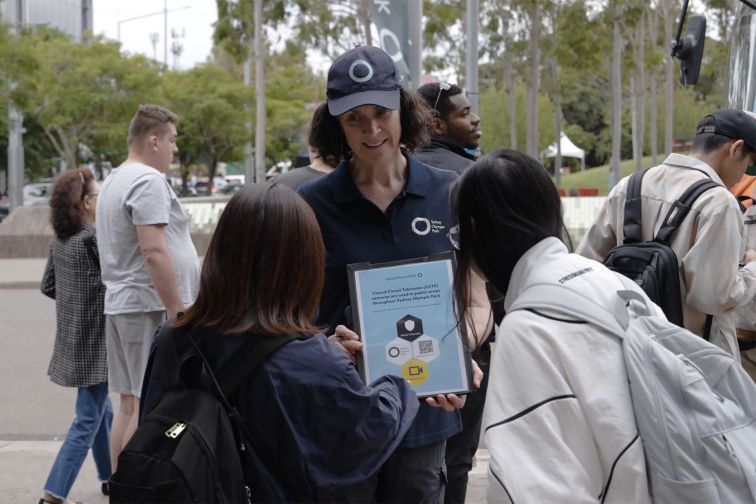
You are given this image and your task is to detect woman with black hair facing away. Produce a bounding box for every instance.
[452,150,652,503]
[139,183,420,502]
[299,45,489,503]
[40,168,112,504]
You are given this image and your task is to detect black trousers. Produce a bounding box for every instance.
[443,341,491,504]
[319,440,447,503]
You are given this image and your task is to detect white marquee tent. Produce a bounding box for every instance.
[541,132,586,171]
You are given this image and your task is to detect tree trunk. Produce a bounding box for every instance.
[208,150,218,194]
[181,165,190,196]
[610,9,622,190]
[550,6,562,188]
[634,12,646,171]
[526,0,540,158]
[505,59,517,149]
[44,125,77,171]
[662,0,674,155]
[631,75,639,169]
[554,98,562,184]
[648,4,659,165]
[254,0,266,183]
[359,0,372,46]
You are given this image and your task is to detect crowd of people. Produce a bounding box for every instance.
[37,44,756,504]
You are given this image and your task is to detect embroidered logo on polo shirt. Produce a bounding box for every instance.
[411,217,446,236]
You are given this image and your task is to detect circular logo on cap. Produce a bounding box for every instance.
[348,59,374,83]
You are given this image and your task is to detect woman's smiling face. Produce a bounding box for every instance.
[337,104,402,163]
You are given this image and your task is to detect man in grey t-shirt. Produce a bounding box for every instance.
[96,104,199,473]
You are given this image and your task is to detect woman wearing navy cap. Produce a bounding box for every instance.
[299,46,490,503]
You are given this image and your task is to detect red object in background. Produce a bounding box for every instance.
[578,187,599,196]
[671,138,695,152]
[557,188,566,197]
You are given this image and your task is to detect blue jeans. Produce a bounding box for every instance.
[44,382,113,500]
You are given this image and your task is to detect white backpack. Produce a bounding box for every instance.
[510,283,756,504]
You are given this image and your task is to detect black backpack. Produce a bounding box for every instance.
[109,322,300,503]
[603,168,719,335]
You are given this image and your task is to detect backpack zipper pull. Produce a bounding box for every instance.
[236,422,246,451]
[165,422,186,439]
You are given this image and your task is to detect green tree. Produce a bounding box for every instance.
[214,0,287,61]
[163,64,252,192]
[0,23,54,183]
[264,41,324,164]
[287,0,371,59]
[20,29,161,170]
[423,0,466,78]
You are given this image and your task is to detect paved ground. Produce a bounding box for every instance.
[0,441,108,503]
[0,263,489,502]
[0,257,46,289]
[0,440,488,503]
[0,284,111,502]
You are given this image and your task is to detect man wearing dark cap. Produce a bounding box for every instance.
[415,83,481,174]
[579,109,756,356]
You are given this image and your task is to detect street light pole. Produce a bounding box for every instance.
[408,0,422,90]
[116,5,190,53]
[254,0,265,184]
[465,0,479,115]
[244,57,254,186]
[7,0,25,211]
[164,0,168,66]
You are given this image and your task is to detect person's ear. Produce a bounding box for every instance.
[149,135,159,152]
[729,139,746,160]
[431,117,446,136]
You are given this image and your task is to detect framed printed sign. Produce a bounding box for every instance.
[347,253,473,398]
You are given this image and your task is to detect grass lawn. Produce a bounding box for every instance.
[555,156,657,195]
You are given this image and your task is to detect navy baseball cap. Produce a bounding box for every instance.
[696,109,756,151]
[326,46,400,116]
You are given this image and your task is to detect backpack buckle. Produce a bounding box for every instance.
[165,422,187,438]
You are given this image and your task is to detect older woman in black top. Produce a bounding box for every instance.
[39,169,112,504]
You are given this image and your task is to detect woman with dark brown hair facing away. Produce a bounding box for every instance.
[40,168,112,504]
[139,183,420,503]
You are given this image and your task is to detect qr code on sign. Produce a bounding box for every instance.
[418,340,434,355]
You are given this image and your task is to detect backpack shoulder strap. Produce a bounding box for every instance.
[622,169,648,244]
[509,282,627,338]
[174,330,305,492]
[156,320,184,393]
[736,195,753,213]
[158,322,304,405]
[214,333,306,397]
[654,178,721,244]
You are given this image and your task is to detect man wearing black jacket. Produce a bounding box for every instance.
[415,82,481,174]
[416,82,489,504]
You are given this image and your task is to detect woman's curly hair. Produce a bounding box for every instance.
[308,88,433,161]
[50,168,95,239]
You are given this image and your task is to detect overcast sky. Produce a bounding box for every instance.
[93,1,218,70]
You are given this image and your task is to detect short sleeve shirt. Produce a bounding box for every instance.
[96,162,200,314]
[273,166,326,190]
[298,155,462,448]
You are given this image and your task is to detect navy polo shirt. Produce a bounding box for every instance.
[298,154,462,448]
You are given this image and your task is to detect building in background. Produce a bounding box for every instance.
[2,0,92,40]
[1,0,92,207]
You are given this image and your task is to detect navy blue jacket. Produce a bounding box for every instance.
[141,332,419,502]
[414,135,476,175]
